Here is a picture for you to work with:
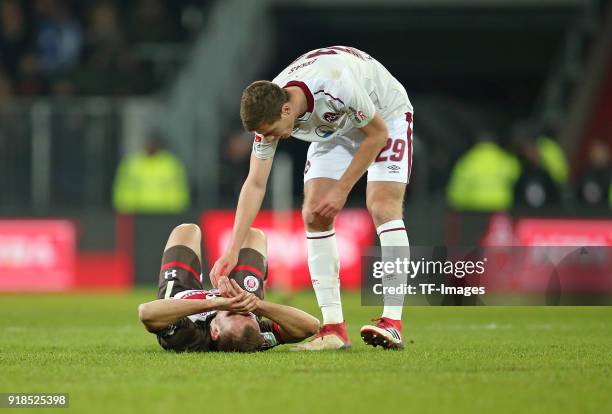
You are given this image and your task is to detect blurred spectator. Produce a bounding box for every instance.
[0,0,31,80]
[128,0,180,44]
[34,0,82,77]
[576,138,612,207]
[16,51,45,95]
[512,126,560,209]
[447,134,520,211]
[0,72,14,102]
[113,135,190,214]
[74,1,147,95]
[537,134,569,186]
[49,75,75,96]
[219,129,252,198]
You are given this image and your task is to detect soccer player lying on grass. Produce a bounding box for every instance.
[138,224,320,352]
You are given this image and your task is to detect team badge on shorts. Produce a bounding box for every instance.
[243,275,260,292]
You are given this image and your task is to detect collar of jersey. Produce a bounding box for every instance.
[283,80,314,122]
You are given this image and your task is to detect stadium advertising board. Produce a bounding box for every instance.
[0,220,76,291]
[201,209,374,290]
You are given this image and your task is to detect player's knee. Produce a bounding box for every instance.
[367,200,402,225]
[248,228,266,243]
[172,223,200,236]
[302,207,333,231]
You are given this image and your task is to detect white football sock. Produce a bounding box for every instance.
[306,229,343,325]
[377,220,410,321]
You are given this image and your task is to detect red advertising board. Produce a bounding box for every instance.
[201,209,375,290]
[514,218,612,246]
[0,220,76,291]
[481,214,612,293]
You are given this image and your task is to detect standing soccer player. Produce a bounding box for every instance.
[210,46,413,350]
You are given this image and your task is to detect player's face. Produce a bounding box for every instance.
[256,116,294,142]
[215,311,259,337]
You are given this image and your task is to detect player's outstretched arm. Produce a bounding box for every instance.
[138,293,258,333]
[255,300,320,343]
[210,154,273,287]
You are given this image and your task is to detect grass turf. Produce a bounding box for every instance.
[0,290,611,414]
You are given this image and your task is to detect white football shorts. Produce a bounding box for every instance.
[303,111,413,184]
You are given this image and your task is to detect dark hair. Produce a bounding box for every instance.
[216,323,263,353]
[240,80,288,131]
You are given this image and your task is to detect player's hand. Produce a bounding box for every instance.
[217,276,241,298]
[313,185,349,220]
[214,284,260,313]
[209,250,239,288]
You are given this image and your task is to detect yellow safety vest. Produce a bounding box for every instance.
[447,142,521,211]
[113,150,190,213]
[537,136,568,185]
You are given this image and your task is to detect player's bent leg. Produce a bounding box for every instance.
[157,223,203,299]
[292,178,350,351]
[227,228,268,299]
[164,223,203,262]
[242,228,268,257]
[303,178,337,232]
[363,182,409,350]
[365,181,406,228]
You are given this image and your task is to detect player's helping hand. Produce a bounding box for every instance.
[313,185,349,220]
[209,250,239,289]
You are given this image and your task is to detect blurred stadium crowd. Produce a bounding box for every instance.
[0,0,207,97]
[0,0,610,215]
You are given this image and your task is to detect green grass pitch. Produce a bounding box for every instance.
[1,290,611,414]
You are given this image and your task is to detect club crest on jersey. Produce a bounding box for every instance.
[243,275,260,292]
[315,125,335,138]
[304,160,311,175]
[323,112,340,123]
[348,106,367,122]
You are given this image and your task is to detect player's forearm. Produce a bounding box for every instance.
[337,133,387,192]
[255,301,320,342]
[138,299,217,332]
[228,180,267,253]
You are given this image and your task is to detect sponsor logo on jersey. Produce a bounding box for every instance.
[287,58,317,75]
[323,112,341,123]
[243,275,260,292]
[387,165,400,172]
[315,125,335,138]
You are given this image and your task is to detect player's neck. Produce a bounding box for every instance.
[285,86,309,119]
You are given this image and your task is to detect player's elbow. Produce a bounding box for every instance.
[304,317,320,338]
[138,303,158,332]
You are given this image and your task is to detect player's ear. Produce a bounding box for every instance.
[210,319,221,340]
[281,103,291,117]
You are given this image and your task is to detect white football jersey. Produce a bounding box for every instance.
[252,46,413,160]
